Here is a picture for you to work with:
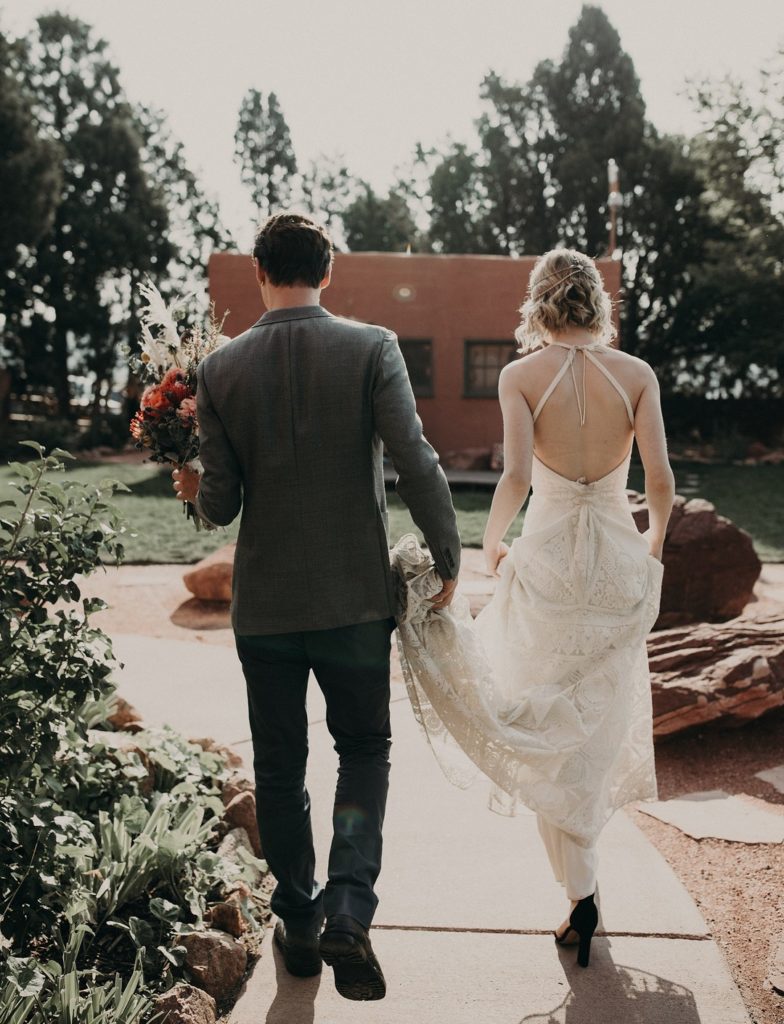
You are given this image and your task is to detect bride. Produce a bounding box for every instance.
[394,247,675,968]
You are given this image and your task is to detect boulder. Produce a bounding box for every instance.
[649,598,784,739]
[221,771,255,807]
[179,929,247,1001]
[223,790,262,857]
[441,447,491,471]
[188,736,244,769]
[106,696,143,731]
[183,544,235,603]
[628,492,761,626]
[218,827,265,887]
[205,884,252,937]
[152,984,216,1024]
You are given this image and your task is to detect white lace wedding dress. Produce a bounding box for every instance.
[393,343,664,848]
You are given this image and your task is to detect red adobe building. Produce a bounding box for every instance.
[208,252,622,462]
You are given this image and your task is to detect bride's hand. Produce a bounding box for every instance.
[642,527,664,562]
[484,541,510,577]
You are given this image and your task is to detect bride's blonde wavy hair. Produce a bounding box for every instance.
[514,248,616,352]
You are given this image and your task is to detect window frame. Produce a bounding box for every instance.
[399,337,435,399]
[463,339,517,399]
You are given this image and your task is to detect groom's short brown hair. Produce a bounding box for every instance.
[253,213,333,288]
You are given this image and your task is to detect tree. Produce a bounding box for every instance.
[234,89,297,221]
[8,14,173,416]
[341,184,420,252]
[298,153,357,246]
[3,14,229,418]
[420,142,493,254]
[669,66,784,398]
[0,30,61,274]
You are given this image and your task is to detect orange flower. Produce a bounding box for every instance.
[130,412,145,440]
[141,384,170,411]
[160,367,191,405]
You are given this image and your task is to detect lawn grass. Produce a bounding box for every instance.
[1,456,782,563]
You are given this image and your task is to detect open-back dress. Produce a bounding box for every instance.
[393,341,664,846]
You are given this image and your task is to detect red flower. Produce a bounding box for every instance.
[141,383,170,412]
[160,367,192,406]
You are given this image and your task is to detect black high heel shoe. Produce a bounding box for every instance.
[554,893,598,968]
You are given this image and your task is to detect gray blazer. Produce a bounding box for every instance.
[194,305,461,636]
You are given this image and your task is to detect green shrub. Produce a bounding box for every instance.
[0,444,267,1020]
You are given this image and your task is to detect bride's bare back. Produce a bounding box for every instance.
[482,249,674,575]
[511,340,655,484]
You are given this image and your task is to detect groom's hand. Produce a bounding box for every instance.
[172,465,200,504]
[431,575,458,610]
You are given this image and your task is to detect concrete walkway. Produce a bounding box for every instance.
[113,634,751,1024]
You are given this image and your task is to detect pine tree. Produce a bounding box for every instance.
[234,89,298,222]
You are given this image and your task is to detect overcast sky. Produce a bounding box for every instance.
[2,0,782,246]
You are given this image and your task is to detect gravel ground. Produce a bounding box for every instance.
[630,711,784,1024]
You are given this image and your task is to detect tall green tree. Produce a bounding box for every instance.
[0,30,61,274]
[298,153,356,245]
[672,66,784,397]
[234,89,297,221]
[420,142,493,254]
[10,13,173,416]
[341,184,419,252]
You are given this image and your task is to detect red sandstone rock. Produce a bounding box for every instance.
[188,736,244,769]
[182,544,235,603]
[649,598,784,739]
[152,983,217,1024]
[223,791,262,857]
[442,447,491,471]
[106,696,142,731]
[221,772,255,807]
[628,492,761,627]
[179,929,247,1001]
[205,884,252,937]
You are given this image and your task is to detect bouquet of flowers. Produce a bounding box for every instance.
[128,280,228,529]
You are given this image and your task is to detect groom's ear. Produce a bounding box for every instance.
[253,258,266,287]
[320,264,333,290]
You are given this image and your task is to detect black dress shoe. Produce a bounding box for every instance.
[273,918,323,977]
[319,914,386,1001]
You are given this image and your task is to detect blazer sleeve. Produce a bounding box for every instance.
[372,330,461,579]
[194,359,243,527]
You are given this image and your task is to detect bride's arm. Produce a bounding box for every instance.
[482,364,534,575]
[634,364,675,560]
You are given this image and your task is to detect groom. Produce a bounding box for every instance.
[173,212,460,1001]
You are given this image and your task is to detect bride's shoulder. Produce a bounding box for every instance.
[605,348,656,379]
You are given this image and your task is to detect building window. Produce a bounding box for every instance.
[400,339,434,398]
[464,340,517,398]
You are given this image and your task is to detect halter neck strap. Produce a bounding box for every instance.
[532,345,635,428]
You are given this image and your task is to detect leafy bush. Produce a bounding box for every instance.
[0,445,267,1021]
[0,419,82,458]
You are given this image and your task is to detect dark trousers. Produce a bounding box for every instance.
[235,617,395,931]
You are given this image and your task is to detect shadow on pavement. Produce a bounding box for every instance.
[263,940,321,1024]
[519,937,701,1023]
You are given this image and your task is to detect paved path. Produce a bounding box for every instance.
[113,633,750,1023]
